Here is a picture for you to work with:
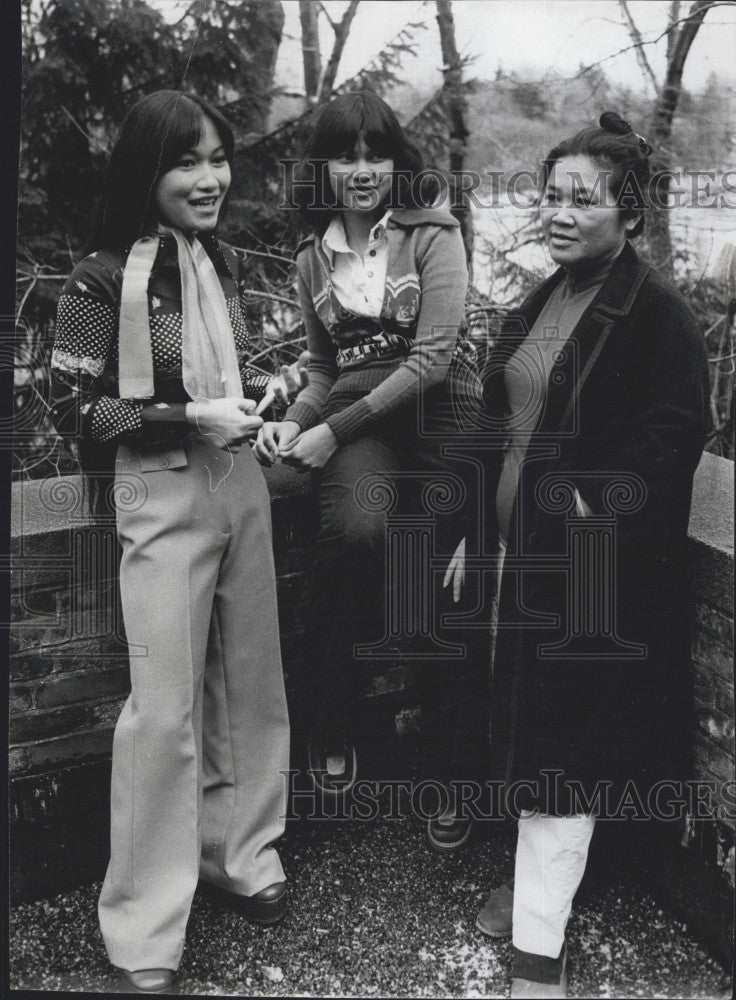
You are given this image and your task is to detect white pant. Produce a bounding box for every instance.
[512,811,596,957]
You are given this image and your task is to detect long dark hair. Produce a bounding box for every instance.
[85,90,235,254]
[541,111,652,237]
[291,91,437,235]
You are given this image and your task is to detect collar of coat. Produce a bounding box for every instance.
[293,207,460,259]
[519,241,650,326]
[502,241,652,438]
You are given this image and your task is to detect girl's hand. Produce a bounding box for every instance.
[271,352,310,407]
[187,397,263,451]
[279,423,338,472]
[255,352,310,415]
[253,419,301,467]
[443,536,466,603]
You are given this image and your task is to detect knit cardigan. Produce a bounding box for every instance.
[284,207,469,444]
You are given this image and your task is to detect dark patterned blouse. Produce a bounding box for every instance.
[50,235,271,447]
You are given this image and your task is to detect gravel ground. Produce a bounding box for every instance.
[9,815,732,998]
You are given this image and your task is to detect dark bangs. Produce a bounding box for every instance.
[311,92,408,163]
[155,93,235,175]
[85,90,234,254]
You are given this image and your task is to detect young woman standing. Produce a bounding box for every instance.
[51,91,292,994]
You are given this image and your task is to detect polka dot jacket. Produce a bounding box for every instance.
[50,235,272,446]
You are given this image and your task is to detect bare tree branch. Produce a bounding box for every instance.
[574,1,727,80]
[60,105,110,153]
[318,0,360,103]
[317,1,338,31]
[239,288,299,308]
[618,0,660,94]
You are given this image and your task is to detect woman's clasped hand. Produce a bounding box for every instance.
[189,397,263,450]
[254,420,338,470]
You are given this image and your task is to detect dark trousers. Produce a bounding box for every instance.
[307,423,490,783]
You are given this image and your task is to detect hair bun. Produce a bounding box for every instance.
[599,110,652,156]
[599,111,633,135]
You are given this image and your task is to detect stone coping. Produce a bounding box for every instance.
[12,451,733,556]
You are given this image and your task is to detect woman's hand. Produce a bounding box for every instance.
[271,352,310,407]
[443,536,466,603]
[187,397,263,451]
[253,419,301,467]
[279,423,338,472]
[255,352,310,415]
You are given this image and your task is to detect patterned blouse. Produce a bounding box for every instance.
[50,235,271,447]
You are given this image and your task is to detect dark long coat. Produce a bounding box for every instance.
[485,243,711,816]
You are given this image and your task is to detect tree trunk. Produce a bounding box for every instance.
[435,0,473,274]
[666,0,682,64]
[299,0,321,103]
[647,0,710,277]
[241,0,285,134]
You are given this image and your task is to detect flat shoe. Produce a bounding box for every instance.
[199,879,288,925]
[117,968,175,994]
[510,944,567,998]
[476,879,513,938]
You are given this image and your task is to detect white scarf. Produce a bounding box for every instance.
[118,228,243,402]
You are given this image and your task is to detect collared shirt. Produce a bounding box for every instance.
[320,210,392,319]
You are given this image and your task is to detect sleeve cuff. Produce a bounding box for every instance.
[324,398,373,443]
[139,402,192,443]
[141,402,189,426]
[284,400,321,431]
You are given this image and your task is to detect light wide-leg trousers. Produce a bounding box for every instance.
[99,437,290,972]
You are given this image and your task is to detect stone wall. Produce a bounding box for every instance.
[8,453,734,960]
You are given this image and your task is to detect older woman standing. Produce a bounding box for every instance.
[476,113,710,997]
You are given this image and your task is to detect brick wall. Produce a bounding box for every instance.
[8,464,317,898]
[8,453,735,959]
[641,451,734,964]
